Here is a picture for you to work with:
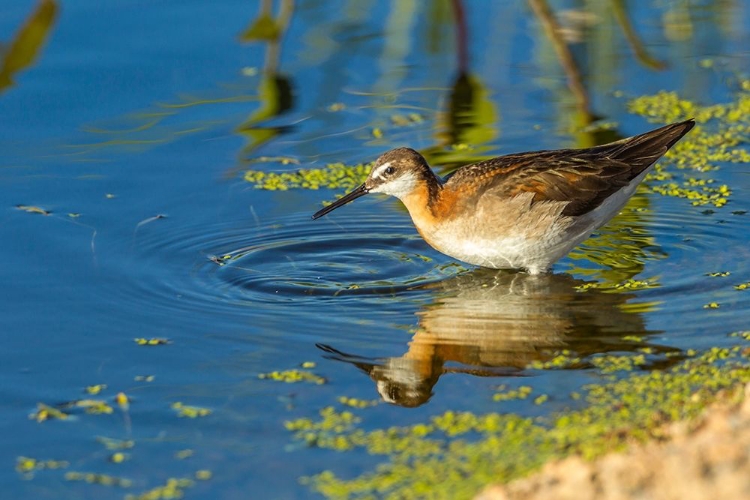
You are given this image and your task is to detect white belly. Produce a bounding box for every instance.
[414,177,648,274]
[425,225,578,274]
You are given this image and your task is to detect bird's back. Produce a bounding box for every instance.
[444,119,695,217]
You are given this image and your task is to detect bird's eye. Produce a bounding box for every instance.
[385,166,395,175]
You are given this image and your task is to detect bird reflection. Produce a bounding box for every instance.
[318,270,679,407]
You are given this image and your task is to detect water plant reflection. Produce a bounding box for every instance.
[236,0,296,160]
[420,0,499,169]
[319,270,680,407]
[0,0,58,93]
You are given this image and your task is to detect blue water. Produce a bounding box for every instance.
[2,1,750,498]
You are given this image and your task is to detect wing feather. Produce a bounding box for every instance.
[443,120,694,217]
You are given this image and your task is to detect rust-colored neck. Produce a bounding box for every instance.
[410,166,445,209]
[401,172,446,226]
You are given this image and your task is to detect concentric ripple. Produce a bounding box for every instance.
[113,211,462,323]
[215,222,463,299]
[105,193,750,341]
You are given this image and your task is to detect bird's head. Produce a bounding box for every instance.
[312,147,431,219]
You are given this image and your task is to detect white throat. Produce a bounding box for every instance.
[369,169,419,200]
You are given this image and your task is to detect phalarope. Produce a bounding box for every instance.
[312,119,694,274]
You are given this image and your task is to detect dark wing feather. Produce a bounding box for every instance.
[444,119,695,216]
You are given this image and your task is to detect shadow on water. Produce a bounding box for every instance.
[318,270,683,407]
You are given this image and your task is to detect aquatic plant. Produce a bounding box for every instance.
[629,86,750,206]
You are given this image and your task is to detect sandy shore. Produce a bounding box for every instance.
[476,383,750,500]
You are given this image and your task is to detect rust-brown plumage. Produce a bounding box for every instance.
[442,120,695,217]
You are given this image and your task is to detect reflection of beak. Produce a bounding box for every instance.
[316,343,378,374]
[311,183,369,220]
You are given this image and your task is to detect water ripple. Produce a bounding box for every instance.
[109,197,750,340]
[114,212,461,325]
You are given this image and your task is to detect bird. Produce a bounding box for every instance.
[312,119,695,275]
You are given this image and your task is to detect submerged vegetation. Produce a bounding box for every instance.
[258,366,328,385]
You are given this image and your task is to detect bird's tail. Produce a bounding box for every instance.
[603,119,695,173]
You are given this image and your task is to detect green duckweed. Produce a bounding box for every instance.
[171,402,212,418]
[492,385,533,402]
[533,394,549,405]
[134,337,171,346]
[84,384,107,395]
[29,403,70,423]
[61,399,114,415]
[96,436,135,450]
[124,477,195,500]
[174,449,194,460]
[16,456,69,477]
[109,452,129,464]
[258,368,327,385]
[195,470,212,480]
[338,396,379,408]
[590,353,647,374]
[629,86,750,207]
[575,278,659,292]
[526,351,583,370]
[65,471,132,488]
[622,335,645,342]
[244,162,370,192]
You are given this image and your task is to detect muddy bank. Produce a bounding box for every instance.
[477,383,750,500]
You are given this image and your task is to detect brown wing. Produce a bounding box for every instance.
[445,152,636,216]
[444,119,695,216]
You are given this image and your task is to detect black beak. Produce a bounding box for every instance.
[311,183,369,220]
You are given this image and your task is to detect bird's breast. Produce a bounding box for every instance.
[406,192,579,271]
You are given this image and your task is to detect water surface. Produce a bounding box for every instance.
[2,1,750,498]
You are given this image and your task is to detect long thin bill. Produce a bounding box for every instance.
[311,183,369,220]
